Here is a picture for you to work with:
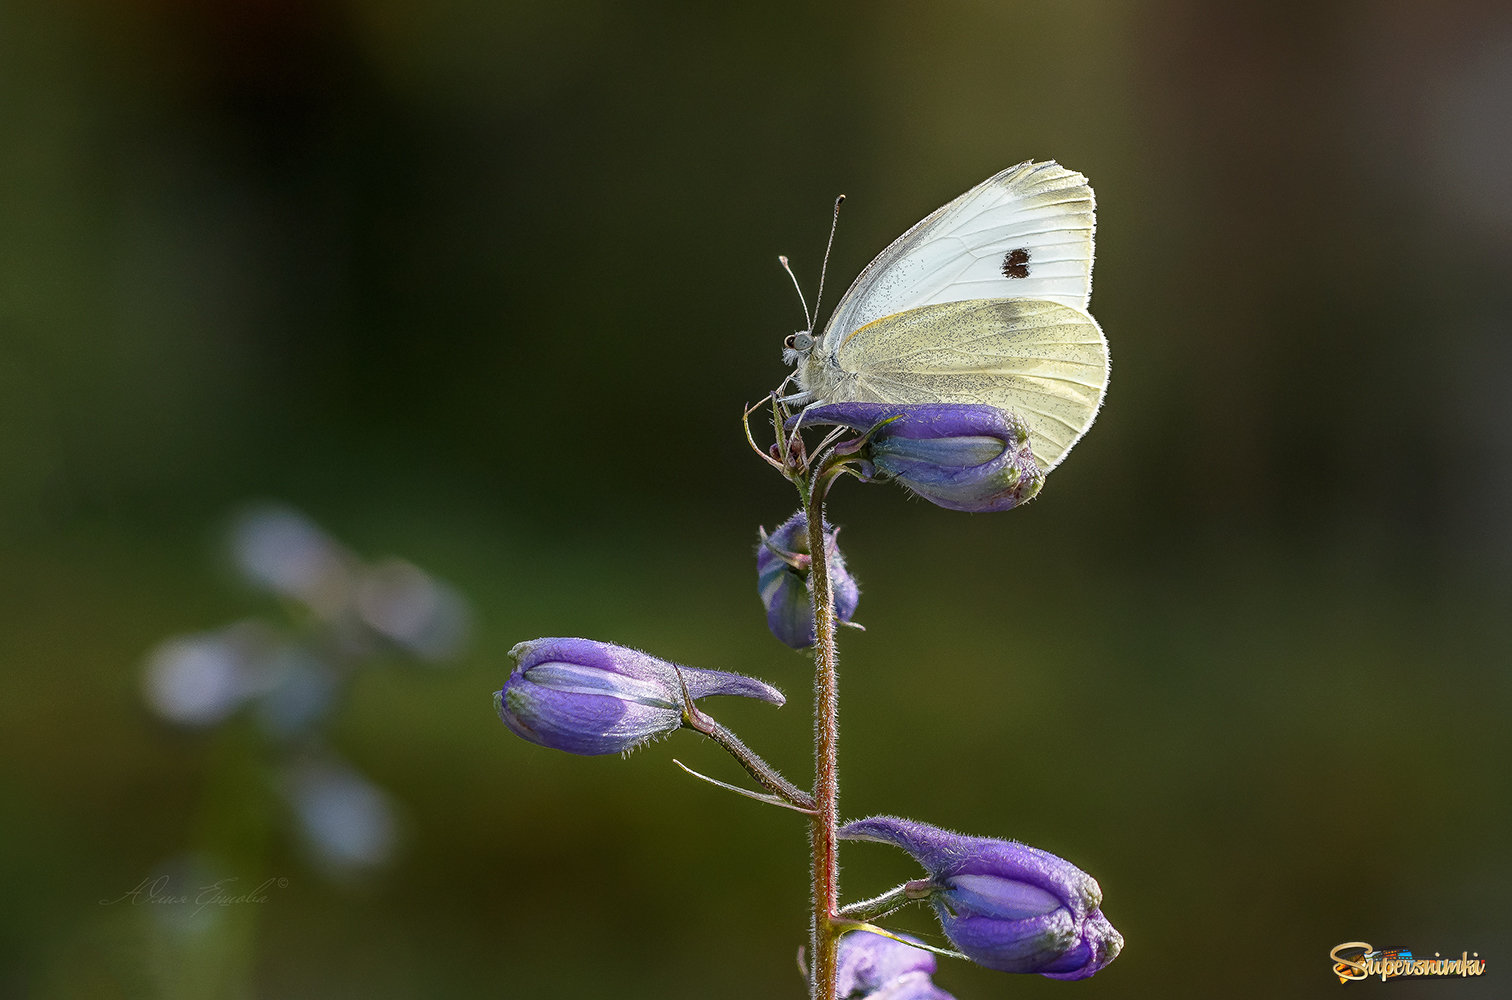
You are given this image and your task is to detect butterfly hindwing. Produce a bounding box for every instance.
[833,298,1108,470]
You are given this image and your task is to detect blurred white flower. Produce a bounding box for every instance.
[229,503,355,617]
[253,646,340,739]
[356,558,470,661]
[142,622,278,726]
[284,757,399,875]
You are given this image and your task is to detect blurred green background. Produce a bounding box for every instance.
[3,1,1509,997]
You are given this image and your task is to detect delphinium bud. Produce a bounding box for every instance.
[797,402,1044,512]
[756,511,860,649]
[839,816,1122,980]
[496,637,785,756]
[838,931,956,1000]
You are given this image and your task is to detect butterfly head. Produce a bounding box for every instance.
[782,330,815,367]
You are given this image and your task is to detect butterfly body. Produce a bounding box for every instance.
[787,161,1108,472]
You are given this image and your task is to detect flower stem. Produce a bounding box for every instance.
[804,474,841,1000]
[836,884,911,922]
[683,707,816,811]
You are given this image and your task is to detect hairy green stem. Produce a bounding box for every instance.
[837,884,910,922]
[683,707,816,811]
[837,879,936,921]
[805,472,841,1000]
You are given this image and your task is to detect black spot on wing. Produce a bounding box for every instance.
[1001,247,1031,279]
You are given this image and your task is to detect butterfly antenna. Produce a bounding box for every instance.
[812,194,846,327]
[777,255,813,331]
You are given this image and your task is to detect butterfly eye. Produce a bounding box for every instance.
[794,332,813,350]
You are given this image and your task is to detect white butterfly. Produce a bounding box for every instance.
[783,161,1108,471]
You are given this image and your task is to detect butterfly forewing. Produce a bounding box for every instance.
[820,161,1095,349]
[833,299,1108,470]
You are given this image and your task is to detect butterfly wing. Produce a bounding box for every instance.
[831,298,1108,470]
[820,161,1095,352]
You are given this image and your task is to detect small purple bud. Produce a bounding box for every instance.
[796,403,1045,512]
[757,511,860,649]
[839,816,1122,980]
[838,931,957,1000]
[497,638,784,756]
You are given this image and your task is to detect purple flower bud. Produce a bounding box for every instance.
[838,931,957,1000]
[839,816,1122,980]
[756,511,860,649]
[797,403,1044,512]
[496,638,784,756]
